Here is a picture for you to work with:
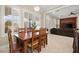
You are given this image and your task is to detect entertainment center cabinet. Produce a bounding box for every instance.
[60,17,77,29]
[50,17,77,37]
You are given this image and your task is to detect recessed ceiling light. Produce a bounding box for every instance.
[34,6,40,11]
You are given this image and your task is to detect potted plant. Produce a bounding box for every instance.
[5,20,12,33]
[32,22,37,29]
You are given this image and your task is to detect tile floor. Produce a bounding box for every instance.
[0,34,73,53]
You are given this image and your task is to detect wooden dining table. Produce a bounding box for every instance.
[14,30,48,53]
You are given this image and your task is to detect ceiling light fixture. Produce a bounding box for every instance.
[34,6,40,11]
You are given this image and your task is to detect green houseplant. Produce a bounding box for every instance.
[32,22,37,29]
[5,20,12,33]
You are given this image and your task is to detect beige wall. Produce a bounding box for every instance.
[77,17,79,29]
[45,15,60,29]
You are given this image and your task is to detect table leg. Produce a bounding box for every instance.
[23,41,28,53]
[46,34,48,45]
[16,38,20,49]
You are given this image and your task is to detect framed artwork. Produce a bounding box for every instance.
[5,7,11,16]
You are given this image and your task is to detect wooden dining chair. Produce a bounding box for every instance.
[18,30,25,39]
[8,29,22,53]
[18,28,26,33]
[39,28,47,48]
[27,28,32,32]
[27,28,41,53]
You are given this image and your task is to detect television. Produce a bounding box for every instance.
[64,24,73,29]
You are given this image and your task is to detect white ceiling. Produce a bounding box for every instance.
[17,5,79,18]
[47,5,79,18]
[8,5,63,13]
[7,5,79,18]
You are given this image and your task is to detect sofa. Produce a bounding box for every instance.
[50,28,74,37]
